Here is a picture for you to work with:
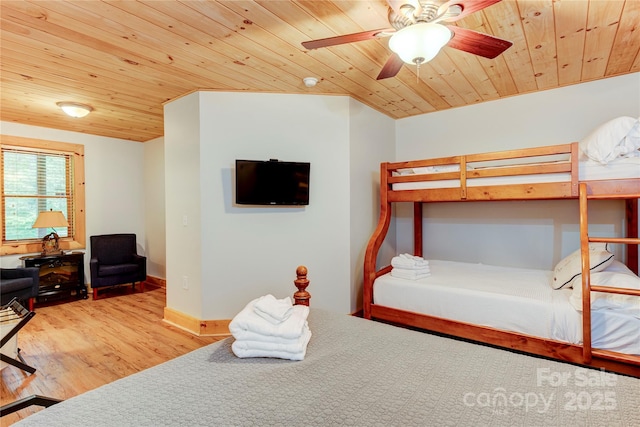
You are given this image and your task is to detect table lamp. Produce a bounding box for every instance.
[32,210,69,256]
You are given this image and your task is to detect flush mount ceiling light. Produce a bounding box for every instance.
[56,102,93,118]
[388,22,452,66]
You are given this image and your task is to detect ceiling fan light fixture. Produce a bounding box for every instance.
[56,102,93,118]
[388,0,422,19]
[388,22,452,65]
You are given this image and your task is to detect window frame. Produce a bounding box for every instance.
[1,135,85,255]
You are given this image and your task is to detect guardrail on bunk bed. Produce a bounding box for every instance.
[385,143,579,202]
[363,142,640,377]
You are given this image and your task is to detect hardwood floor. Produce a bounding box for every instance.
[1,284,222,425]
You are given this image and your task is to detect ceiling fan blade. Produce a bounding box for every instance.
[440,0,502,22]
[376,53,405,80]
[302,28,394,50]
[447,26,512,59]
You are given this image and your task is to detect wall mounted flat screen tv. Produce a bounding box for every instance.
[235,159,310,206]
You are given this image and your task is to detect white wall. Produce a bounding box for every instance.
[348,98,396,311]
[164,94,203,317]
[164,91,391,319]
[0,122,146,276]
[396,73,640,160]
[395,73,640,270]
[143,137,166,279]
[200,92,351,318]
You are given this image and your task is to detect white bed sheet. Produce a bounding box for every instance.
[374,260,640,354]
[392,157,640,190]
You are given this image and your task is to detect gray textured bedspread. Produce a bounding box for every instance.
[15,309,640,426]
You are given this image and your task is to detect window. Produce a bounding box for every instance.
[1,135,85,255]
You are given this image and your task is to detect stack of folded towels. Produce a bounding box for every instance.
[229,294,311,361]
[390,253,431,280]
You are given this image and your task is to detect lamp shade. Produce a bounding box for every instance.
[388,23,452,65]
[57,102,93,118]
[32,210,69,229]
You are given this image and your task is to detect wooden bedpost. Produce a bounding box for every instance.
[293,265,310,306]
[579,183,593,364]
[364,162,392,319]
[625,199,638,274]
[414,202,423,257]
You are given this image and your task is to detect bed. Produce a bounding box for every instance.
[364,117,640,377]
[10,267,640,426]
[374,260,640,354]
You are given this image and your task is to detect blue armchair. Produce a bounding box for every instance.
[89,234,146,300]
[0,268,39,311]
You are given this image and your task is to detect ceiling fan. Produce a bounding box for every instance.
[301,0,513,80]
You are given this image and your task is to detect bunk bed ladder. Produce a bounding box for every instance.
[578,183,640,365]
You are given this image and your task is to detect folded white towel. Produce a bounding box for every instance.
[394,263,430,273]
[231,336,311,361]
[400,253,427,262]
[391,266,430,276]
[231,321,309,343]
[391,254,429,270]
[391,258,428,270]
[391,268,431,280]
[253,294,294,324]
[232,324,312,360]
[229,298,309,340]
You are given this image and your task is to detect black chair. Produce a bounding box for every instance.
[0,268,39,311]
[89,234,146,300]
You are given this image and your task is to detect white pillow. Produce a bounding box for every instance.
[579,116,640,164]
[569,261,640,312]
[551,243,614,289]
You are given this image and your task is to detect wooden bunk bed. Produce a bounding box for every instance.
[363,141,640,377]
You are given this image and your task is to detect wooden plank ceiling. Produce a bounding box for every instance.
[1,0,639,142]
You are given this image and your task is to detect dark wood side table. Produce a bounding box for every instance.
[20,252,88,303]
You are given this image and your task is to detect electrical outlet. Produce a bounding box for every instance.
[182,276,189,290]
[182,215,188,226]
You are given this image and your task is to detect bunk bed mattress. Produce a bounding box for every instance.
[373,260,640,354]
[392,157,640,190]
